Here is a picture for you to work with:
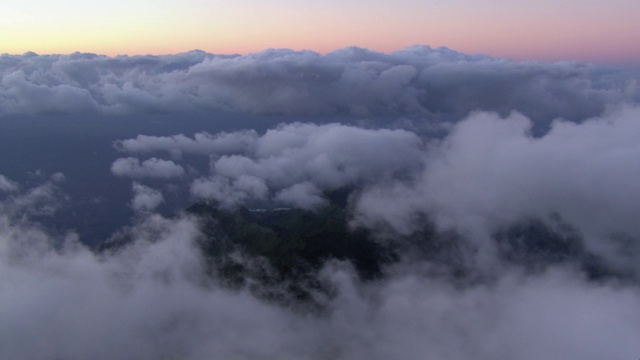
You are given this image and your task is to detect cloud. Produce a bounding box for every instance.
[0,174,19,192]
[191,175,269,209]
[113,106,640,273]
[50,172,66,183]
[352,106,640,271]
[0,181,65,218]
[0,208,639,359]
[130,182,164,213]
[1,151,640,360]
[274,182,327,210]
[0,70,100,115]
[114,130,259,158]
[187,122,423,208]
[111,157,185,179]
[3,46,640,360]
[1,47,638,122]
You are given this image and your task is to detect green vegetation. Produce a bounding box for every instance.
[186,202,393,280]
[99,195,626,303]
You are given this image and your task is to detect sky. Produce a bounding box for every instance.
[2,2,640,358]
[2,0,640,64]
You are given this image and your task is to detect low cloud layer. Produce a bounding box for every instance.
[0,181,639,359]
[115,106,640,274]
[1,47,639,122]
[3,108,640,359]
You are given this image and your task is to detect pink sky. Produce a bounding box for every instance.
[1,0,639,65]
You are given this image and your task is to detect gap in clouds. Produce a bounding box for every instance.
[0,112,282,244]
[0,109,407,245]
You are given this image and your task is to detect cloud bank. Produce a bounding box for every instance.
[1,46,638,122]
[0,181,639,360]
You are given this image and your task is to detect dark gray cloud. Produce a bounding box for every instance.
[1,47,638,122]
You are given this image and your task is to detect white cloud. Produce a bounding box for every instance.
[352,106,640,270]
[0,210,639,359]
[0,174,19,192]
[109,104,640,273]
[111,157,185,179]
[51,172,66,183]
[188,122,423,207]
[2,45,640,360]
[191,175,268,209]
[1,47,637,121]
[0,154,639,359]
[130,182,164,212]
[0,181,64,218]
[114,130,259,158]
[274,182,327,210]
